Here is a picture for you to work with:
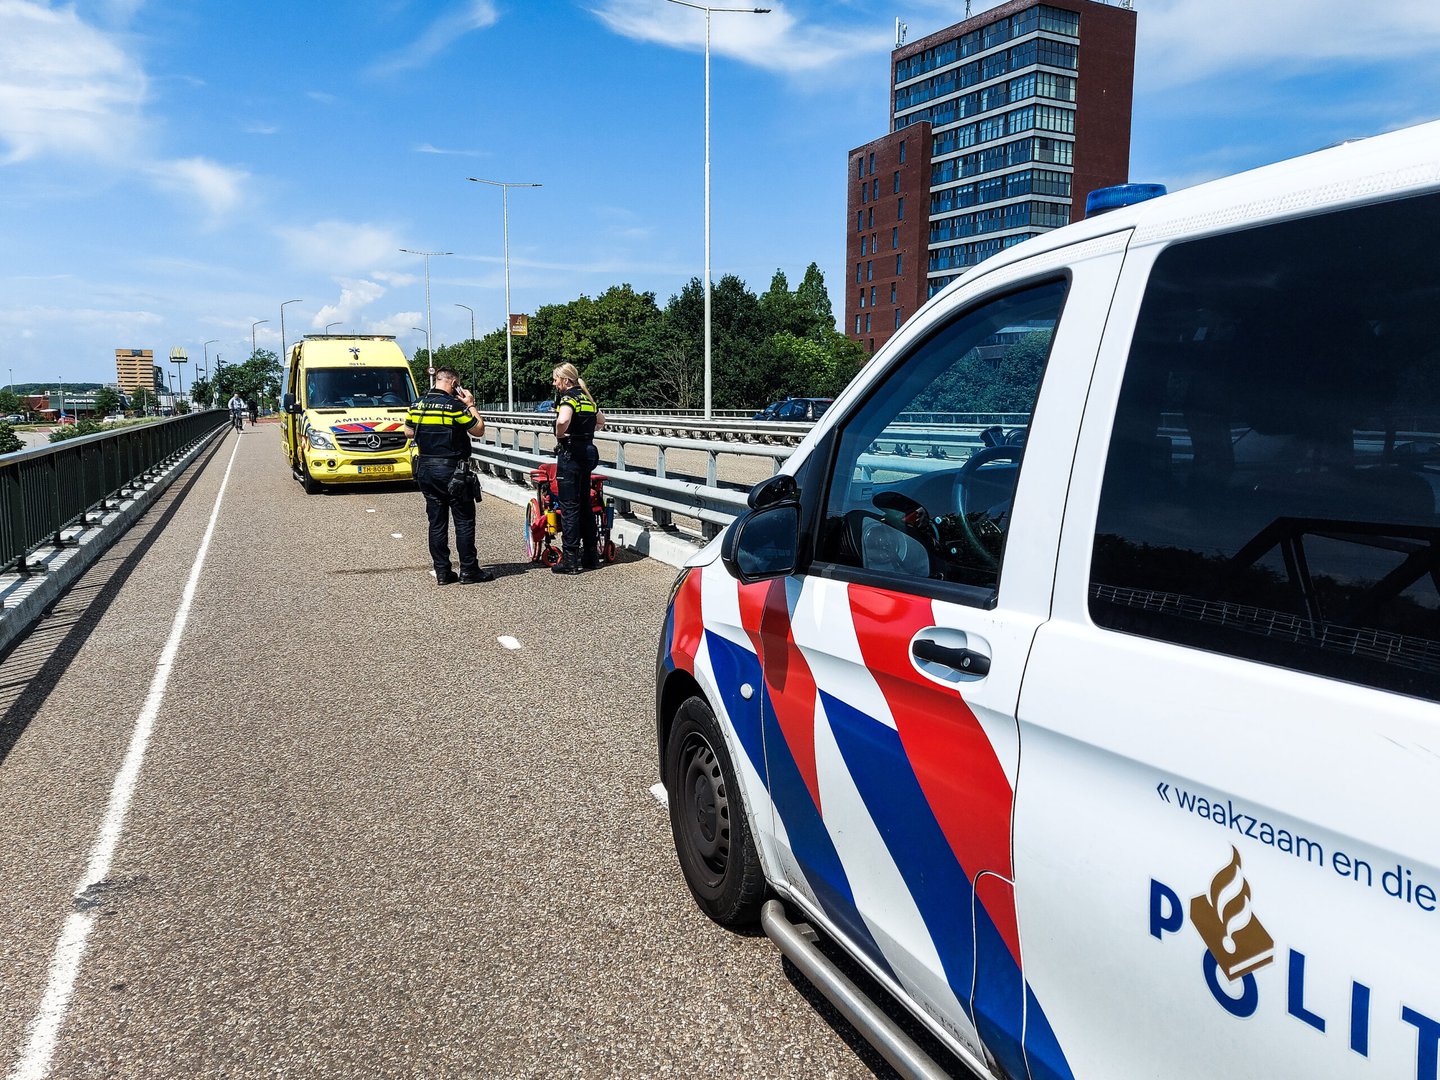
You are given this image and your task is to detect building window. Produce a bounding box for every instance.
[860,290,866,309]
[892,228,899,249]
[891,283,897,303]
[866,261,873,281]
[893,171,900,194]
[868,208,875,228]
[896,253,904,275]
[895,309,903,330]
[862,184,868,204]
[871,233,877,254]
[897,197,905,221]
[865,313,871,332]
[857,159,863,180]
[855,263,862,284]
[857,211,863,232]
[860,236,867,255]
[855,315,862,334]
[868,152,875,175]
[899,140,906,164]
[871,285,877,305]
[872,179,879,200]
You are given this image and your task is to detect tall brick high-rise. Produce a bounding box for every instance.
[846,0,1136,352]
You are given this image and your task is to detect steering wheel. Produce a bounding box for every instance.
[952,444,1025,569]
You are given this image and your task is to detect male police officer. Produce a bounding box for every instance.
[405,367,492,585]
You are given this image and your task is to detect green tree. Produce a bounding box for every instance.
[794,262,837,340]
[0,389,20,416]
[49,419,104,443]
[190,376,215,409]
[131,387,155,415]
[94,387,121,416]
[0,421,21,454]
[218,349,282,408]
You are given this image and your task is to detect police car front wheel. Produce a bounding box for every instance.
[665,696,765,928]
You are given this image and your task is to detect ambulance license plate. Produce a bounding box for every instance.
[359,464,395,475]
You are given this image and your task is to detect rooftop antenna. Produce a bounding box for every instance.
[965,0,972,17]
[895,17,907,46]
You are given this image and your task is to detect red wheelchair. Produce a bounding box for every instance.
[525,463,618,566]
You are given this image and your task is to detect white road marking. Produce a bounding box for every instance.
[9,434,243,1080]
[365,508,377,513]
[650,783,667,806]
[497,636,522,650]
[390,532,403,539]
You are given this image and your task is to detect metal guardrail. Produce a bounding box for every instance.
[0,412,229,575]
[473,416,795,540]
[469,411,1032,541]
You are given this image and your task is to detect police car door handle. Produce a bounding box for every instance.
[911,638,991,677]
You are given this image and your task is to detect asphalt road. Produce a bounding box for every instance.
[0,423,913,1079]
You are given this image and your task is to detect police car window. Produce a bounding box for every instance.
[817,279,1067,599]
[1091,191,1440,704]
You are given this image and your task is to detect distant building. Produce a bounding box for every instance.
[115,348,158,397]
[846,0,1137,352]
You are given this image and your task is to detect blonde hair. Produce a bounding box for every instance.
[552,363,595,402]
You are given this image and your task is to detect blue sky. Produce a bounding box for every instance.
[3,0,1439,388]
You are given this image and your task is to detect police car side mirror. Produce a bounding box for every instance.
[721,503,799,584]
[748,472,798,510]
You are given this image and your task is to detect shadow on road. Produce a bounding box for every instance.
[0,435,229,768]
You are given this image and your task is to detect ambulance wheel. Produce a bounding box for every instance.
[525,500,543,561]
[665,696,765,928]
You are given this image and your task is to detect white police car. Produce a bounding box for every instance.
[657,119,1440,1079]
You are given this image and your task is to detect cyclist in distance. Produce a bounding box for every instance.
[227,391,246,431]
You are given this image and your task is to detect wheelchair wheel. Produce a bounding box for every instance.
[603,539,617,563]
[525,499,543,561]
[541,545,562,567]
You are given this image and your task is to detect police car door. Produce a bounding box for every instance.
[755,236,1129,1077]
[1017,191,1440,1079]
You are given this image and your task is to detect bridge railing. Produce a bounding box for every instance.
[470,411,1034,541]
[0,412,230,575]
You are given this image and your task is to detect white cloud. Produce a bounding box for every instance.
[275,221,409,275]
[244,121,279,135]
[415,142,484,157]
[0,0,147,164]
[590,0,889,73]
[145,157,250,220]
[370,1,500,77]
[1138,0,1440,90]
[312,278,391,329]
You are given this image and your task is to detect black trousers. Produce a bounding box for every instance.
[556,442,599,566]
[415,458,479,576]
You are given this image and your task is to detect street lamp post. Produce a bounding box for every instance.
[411,328,433,382]
[467,178,541,413]
[399,250,450,387]
[251,319,269,358]
[665,0,770,419]
[455,303,476,390]
[325,321,341,334]
[279,299,302,374]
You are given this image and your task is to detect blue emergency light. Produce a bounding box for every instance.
[1084,183,1167,217]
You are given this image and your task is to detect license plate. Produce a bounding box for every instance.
[358,464,395,475]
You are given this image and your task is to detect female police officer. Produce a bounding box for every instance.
[550,363,605,574]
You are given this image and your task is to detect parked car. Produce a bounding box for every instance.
[2,414,22,424]
[535,400,556,413]
[657,120,1440,1080]
[752,396,833,422]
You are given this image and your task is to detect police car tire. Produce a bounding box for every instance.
[665,696,766,928]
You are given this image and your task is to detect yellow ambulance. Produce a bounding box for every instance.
[279,335,418,493]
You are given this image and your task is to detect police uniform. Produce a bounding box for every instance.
[554,385,600,571]
[407,387,484,583]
